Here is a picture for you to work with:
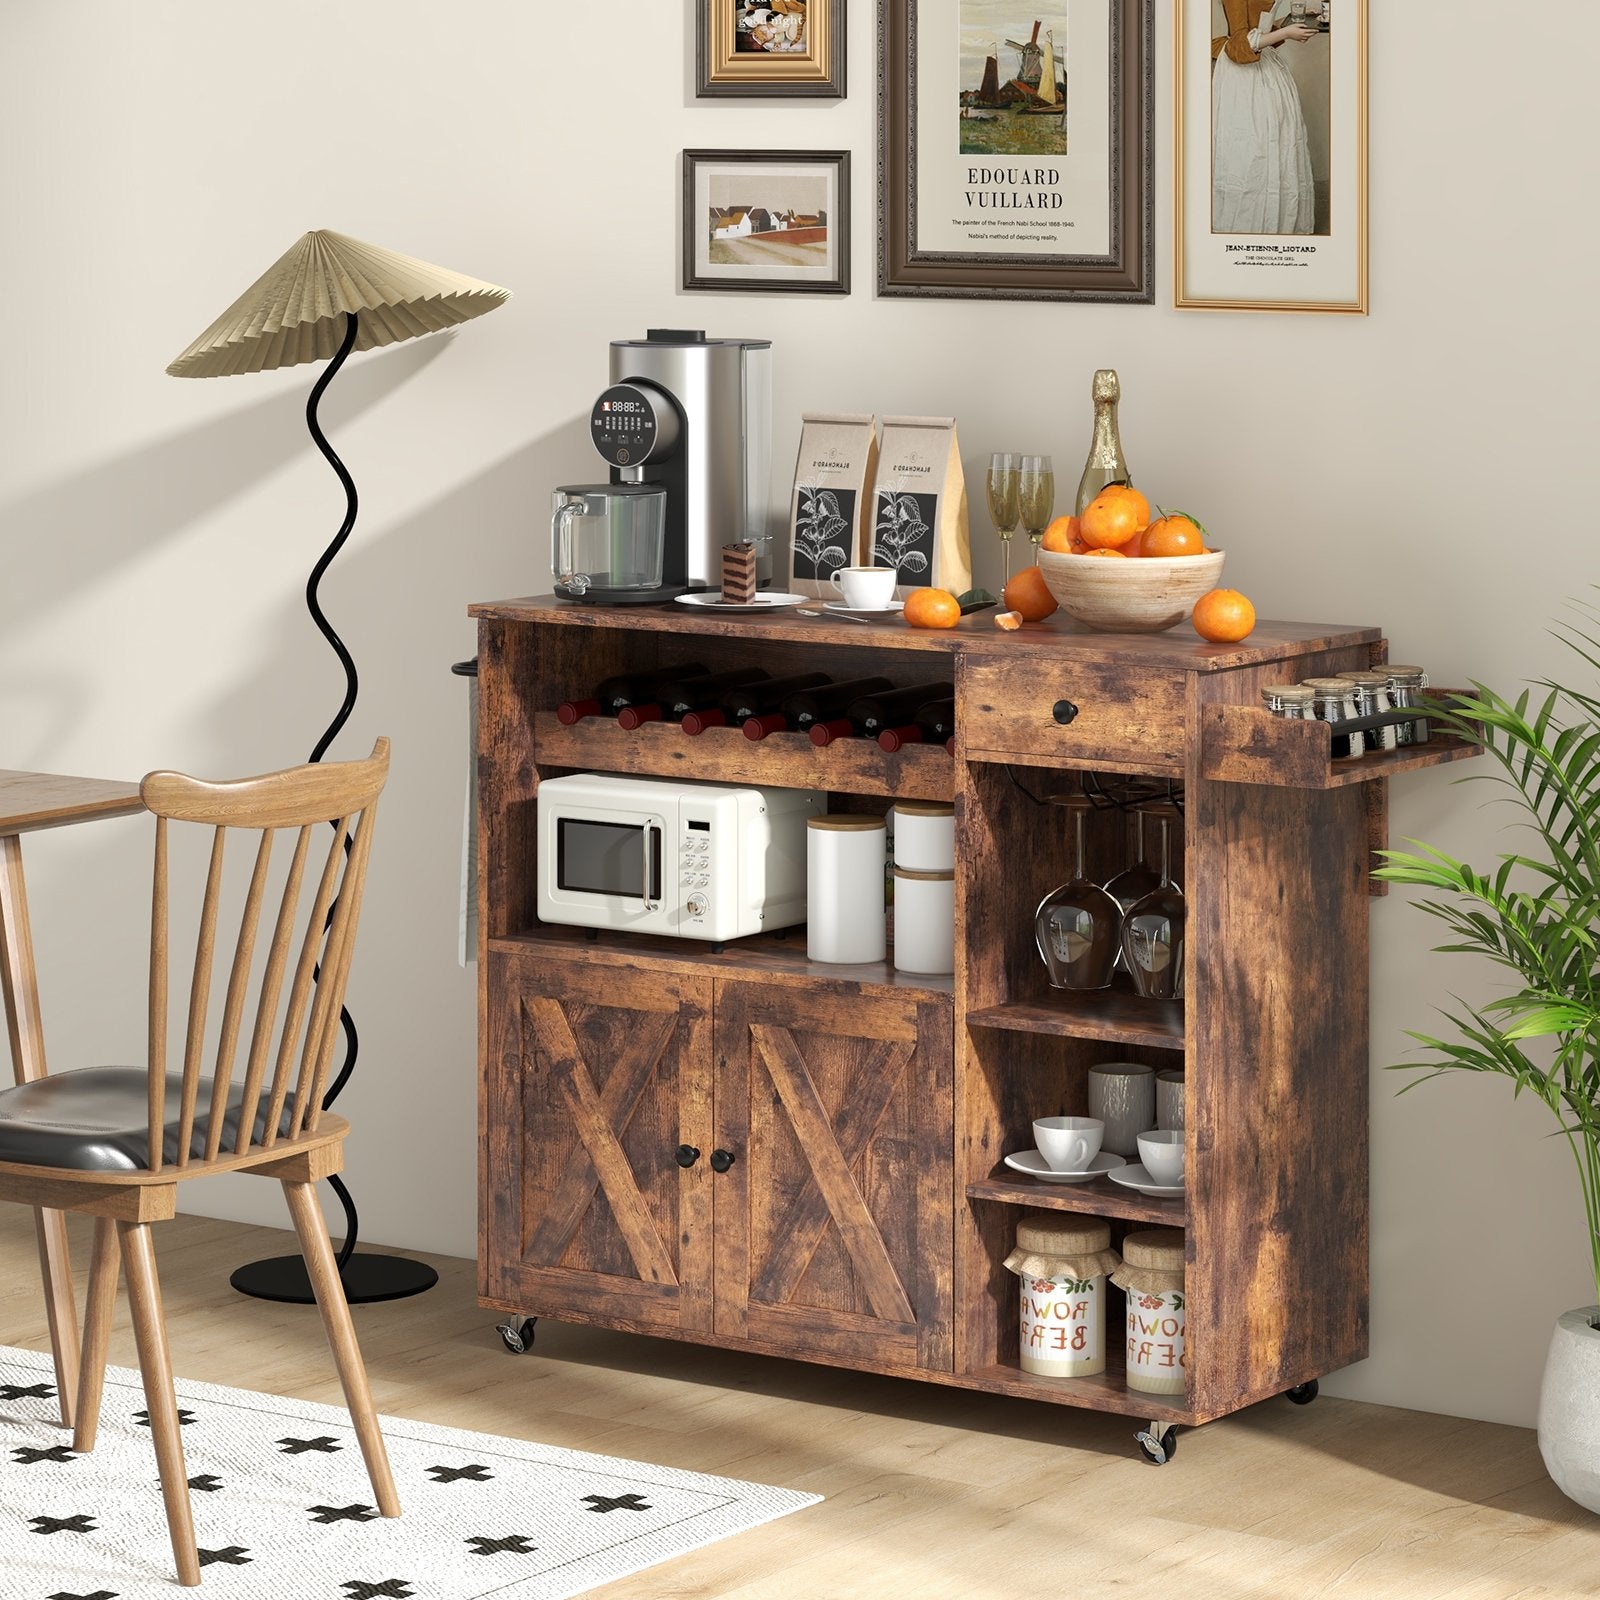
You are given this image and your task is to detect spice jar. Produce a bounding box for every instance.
[1262,684,1316,719]
[1301,678,1365,759]
[1004,1212,1122,1377]
[1337,670,1399,753]
[1385,665,1430,746]
[1112,1227,1186,1394]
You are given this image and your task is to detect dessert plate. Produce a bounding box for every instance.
[1107,1161,1185,1198]
[675,591,808,610]
[1003,1149,1121,1185]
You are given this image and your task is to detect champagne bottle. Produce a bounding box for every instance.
[682,672,830,736]
[743,675,896,741]
[1075,368,1133,516]
[616,667,767,729]
[876,697,956,753]
[808,681,956,747]
[557,661,709,725]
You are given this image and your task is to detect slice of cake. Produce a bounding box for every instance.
[720,541,758,604]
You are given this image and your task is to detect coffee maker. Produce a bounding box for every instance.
[552,330,773,605]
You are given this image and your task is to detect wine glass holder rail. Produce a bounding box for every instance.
[470,596,1481,1436]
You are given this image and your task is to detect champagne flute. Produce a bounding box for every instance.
[985,452,1021,583]
[1019,454,1056,554]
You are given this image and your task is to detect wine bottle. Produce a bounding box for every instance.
[556,661,709,725]
[876,697,956,753]
[808,681,956,747]
[682,672,830,736]
[743,675,895,741]
[616,667,768,730]
[1075,368,1133,516]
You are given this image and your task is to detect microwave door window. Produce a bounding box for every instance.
[557,818,660,902]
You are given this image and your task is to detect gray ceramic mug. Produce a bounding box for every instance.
[1087,1062,1156,1158]
[1156,1069,1185,1132]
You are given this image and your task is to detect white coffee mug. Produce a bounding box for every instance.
[1033,1115,1104,1172]
[830,566,897,608]
[1137,1129,1185,1187]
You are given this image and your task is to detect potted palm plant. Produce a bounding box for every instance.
[1377,611,1600,1514]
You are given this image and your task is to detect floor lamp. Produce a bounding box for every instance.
[167,229,510,1304]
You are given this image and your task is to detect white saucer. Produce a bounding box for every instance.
[674,591,808,611]
[1003,1150,1121,1185]
[1107,1162,1185,1198]
[822,599,904,615]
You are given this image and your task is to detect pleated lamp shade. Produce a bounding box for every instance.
[167,229,510,378]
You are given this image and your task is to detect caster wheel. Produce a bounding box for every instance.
[497,1317,538,1354]
[1285,1380,1319,1405]
[1135,1424,1179,1464]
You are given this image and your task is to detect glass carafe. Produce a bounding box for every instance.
[551,483,667,599]
[1121,809,1185,1001]
[1034,799,1121,991]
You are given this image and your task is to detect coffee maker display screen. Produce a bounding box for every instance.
[590,384,667,470]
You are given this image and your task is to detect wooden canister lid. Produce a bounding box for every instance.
[1015,1212,1111,1256]
[1121,1227,1185,1271]
[807,814,886,831]
[891,800,954,818]
[892,866,954,882]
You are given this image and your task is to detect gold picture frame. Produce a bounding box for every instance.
[697,1,846,98]
[1175,0,1368,313]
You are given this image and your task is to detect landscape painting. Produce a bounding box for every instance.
[707,172,830,269]
[958,3,1068,155]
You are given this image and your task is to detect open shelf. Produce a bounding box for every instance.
[534,713,955,801]
[966,985,1184,1051]
[967,1168,1187,1226]
[491,922,955,999]
[960,1362,1191,1422]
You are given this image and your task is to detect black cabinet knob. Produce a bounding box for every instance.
[674,1144,701,1169]
[709,1148,737,1173]
[1052,699,1080,726]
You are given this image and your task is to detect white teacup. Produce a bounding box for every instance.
[830,565,897,608]
[1137,1129,1185,1187]
[1033,1115,1104,1172]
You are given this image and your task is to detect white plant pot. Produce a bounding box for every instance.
[1538,1306,1600,1514]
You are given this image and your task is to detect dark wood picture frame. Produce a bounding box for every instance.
[696,0,847,98]
[683,148,851,296]
[878,0,1153,302]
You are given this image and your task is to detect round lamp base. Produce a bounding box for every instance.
[230,1252,439,1305]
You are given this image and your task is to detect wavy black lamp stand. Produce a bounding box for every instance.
[165,229,511,1306]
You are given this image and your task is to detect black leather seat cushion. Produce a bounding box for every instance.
[0,1068,293,1173]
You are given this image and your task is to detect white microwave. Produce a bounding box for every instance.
[536,774,822,941]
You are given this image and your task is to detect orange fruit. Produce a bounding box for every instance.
[1079,484,1151,549]
[993,610,1023,630]
[903,587,961,629]
[1040,515,1080,553]
[1119,527,1147,558]
[1084,548,1128,557]
[1002,564,1059,622]
[1143,511,1207,558]
[1192,588,1256,642]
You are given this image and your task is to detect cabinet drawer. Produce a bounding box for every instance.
[960,657,1188,773]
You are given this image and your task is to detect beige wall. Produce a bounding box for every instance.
[1,2,1594,1430]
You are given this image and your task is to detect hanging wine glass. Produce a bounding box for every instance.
[1104,805,1162,976]
[986,452,1021,584]
[1018,454,1056,555]
[1034,797,1121,991]
[1121,806,1186,1001]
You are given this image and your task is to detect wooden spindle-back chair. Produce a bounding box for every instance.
[0,739,395,1587]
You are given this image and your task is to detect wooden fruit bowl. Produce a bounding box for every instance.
[1037,548,1226,634]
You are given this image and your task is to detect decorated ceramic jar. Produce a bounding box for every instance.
[1112,1227,1187,1395]
[1003,1212,1122,1377]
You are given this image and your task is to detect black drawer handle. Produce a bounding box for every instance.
[674,1144,701,1169]
[1052,699,1080,726]
[709,1148,737,1173]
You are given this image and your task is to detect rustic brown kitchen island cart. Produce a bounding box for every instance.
[470,596,1475,1455]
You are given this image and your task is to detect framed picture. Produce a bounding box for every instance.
[1175,0,1368,313]
[683,149,851,295]
[878,0,1153,302]
[696,0,846,98]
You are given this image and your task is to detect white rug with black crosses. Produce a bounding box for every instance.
[0,1344,819,1599]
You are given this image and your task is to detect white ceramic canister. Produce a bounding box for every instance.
[807,815,887,964]
[1086,1061,1156,1158]
[1112,1227,1187,1395]
[1155,1069,1185,1132]
[889,800,955,873]
[892,867,955,975]
[1004,1212,1123,1377]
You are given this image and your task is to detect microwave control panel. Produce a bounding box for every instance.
[680,816,713,920]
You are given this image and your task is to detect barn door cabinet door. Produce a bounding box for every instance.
[712,979,955,1372]
[484,950,714,1335]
